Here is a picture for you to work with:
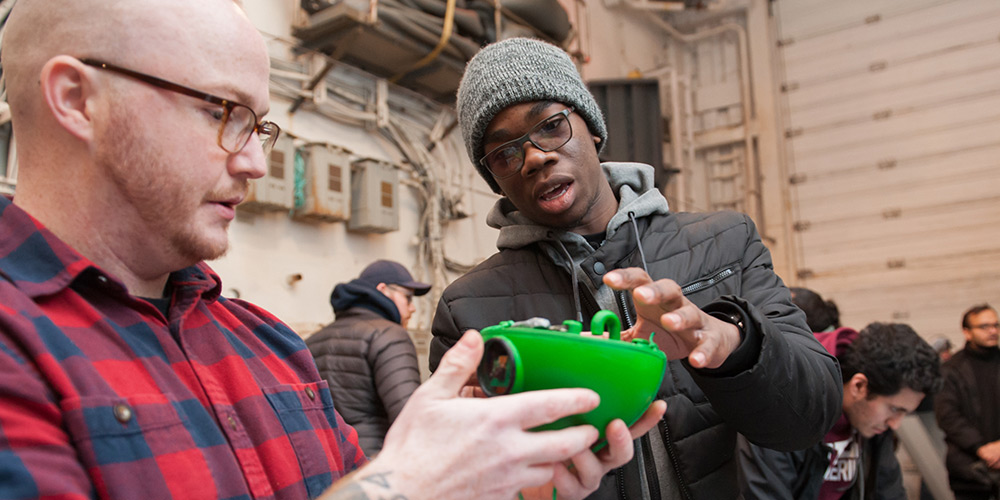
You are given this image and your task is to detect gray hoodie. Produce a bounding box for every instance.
[485,162,670,314]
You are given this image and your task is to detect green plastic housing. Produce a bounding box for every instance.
[477,311,666,442]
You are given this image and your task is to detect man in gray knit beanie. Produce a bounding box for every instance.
[456,37,607,194]
[432,35,842,500]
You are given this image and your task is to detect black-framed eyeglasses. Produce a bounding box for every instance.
[970,322,1000,331]
[479,107,575,180]
[79,58,280,155]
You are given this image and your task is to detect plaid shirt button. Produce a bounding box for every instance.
[228,415,238,431]
[113,404,132,423]
[306,387,316,400]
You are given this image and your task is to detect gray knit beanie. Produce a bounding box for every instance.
[456,37,607,194]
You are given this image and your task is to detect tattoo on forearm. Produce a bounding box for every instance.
[325,470,408,500]
[361,472,393,489]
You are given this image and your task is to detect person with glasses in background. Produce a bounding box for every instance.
[936,304,1000,499]
[0,1,665,499]
[307,260,431,457]
[429,37,843,499]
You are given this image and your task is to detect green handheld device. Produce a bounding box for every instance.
[477,310,666,442]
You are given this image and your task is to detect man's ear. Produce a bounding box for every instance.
[847,373,869,399]
[39,56,96,142]
[593,135,602,145]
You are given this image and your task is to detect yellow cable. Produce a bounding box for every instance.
[390,0,457,83]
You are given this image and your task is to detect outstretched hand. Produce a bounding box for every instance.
[604,267,742,369]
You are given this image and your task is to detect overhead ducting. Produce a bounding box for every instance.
[292,0,573,103]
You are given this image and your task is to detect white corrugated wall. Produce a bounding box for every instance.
[774,0,1000,343]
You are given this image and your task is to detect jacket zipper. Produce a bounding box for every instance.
[680,266,736,295]
[613,289,643,499]
[616,289,634,329]
[660,419,693,500]
[614,290,661,500]
[615,465,627,499]
[640,433,661,500]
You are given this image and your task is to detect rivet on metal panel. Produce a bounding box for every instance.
[882,208,902,219]
[877,159,897,170]
[781,82,800,93]
[873,109,893,121]
[789,173,808,185]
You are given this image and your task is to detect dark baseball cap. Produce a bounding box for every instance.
[357,260,431,296]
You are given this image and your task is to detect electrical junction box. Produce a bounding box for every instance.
[241,133,295,211]
[293,143,351,222]
[348,158,398,233]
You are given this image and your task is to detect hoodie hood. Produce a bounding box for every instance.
[484,162,671,320]
[330,280,401,324]
[814,326,859,358]
[486,162,670,250]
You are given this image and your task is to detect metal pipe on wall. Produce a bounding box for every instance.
[682,76,697,206]
[638,62,686,210]
[669,69,686,211]
[634,12,763,224]
[625,0,685,12]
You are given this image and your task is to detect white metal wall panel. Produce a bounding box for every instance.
[776,0,958,43]
[775,0,1000,343]
[678,17,756,218]
[692,34,745,131]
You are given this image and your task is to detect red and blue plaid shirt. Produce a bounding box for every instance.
[0,197,367,499]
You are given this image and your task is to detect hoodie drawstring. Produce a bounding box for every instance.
[552,236,584,323]
[628,211,650,273]
[615,212,651,330]
[550,214,647,327]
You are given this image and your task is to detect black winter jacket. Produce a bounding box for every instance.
[307,282,420,456]
[935,344,1000,495]
[430,163,842,499]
